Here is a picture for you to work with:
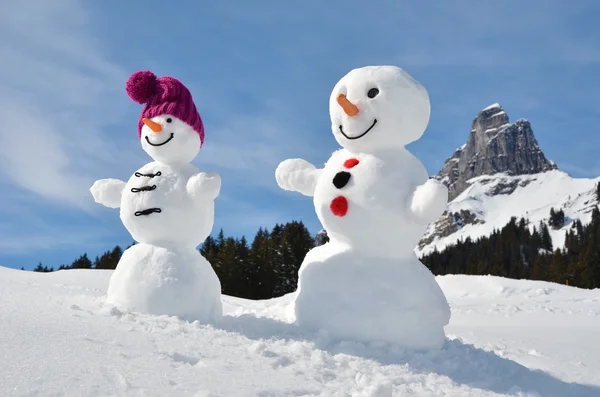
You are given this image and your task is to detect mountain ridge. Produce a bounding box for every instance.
[436,103,557,201]
[415,103,600,255]
[418,169,600,255]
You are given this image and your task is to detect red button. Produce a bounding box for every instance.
[344,158,360,169]
[330,196,348,217]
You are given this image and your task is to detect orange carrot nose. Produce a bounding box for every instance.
[336,94,359,117]
[142,118,163,133]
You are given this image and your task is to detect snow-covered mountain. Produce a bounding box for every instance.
[418,170,599,256]
[437,103,557,201]
[417,104,600,256]
[2,266,600,396]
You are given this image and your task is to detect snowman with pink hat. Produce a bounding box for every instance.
[91,71,222,323]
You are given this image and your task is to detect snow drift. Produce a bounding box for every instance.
[2,266,600,396]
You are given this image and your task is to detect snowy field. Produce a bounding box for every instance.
[1,266,600,397]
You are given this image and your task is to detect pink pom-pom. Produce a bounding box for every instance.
[126,70,157,104]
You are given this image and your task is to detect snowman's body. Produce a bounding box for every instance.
[96,160,222,322]
[106,243,222,323]
[295,243,449,349]
[312,148,433,259]
[91,75,223,324]
[276,65,450,349]
[120,161,215,249]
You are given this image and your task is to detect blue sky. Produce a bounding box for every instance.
[1,0,599,270]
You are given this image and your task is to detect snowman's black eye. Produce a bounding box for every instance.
[166,118,172,123]
[367,88,379,99]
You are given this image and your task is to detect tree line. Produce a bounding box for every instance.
[31,246,124,273]
[29,221,316,299]
[200,221,315,299]
[25,195,600,296]
[421,206,600,289]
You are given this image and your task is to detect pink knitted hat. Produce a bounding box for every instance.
[125,71,204,145]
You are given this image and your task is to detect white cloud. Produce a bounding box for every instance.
[0,186,113,254]
[0,0,128,209]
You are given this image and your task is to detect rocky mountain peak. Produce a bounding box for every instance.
[436,104,557,201]
[471,103,510,142]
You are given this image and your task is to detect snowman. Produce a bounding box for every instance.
[90,71,222,323]
[275,66,450,349]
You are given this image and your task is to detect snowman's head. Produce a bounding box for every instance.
[126,70,205,164]
[329,66,430,153]
[140,114,201,164]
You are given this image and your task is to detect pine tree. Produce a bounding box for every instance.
[531,255,544,280]
[109,246,123,269]
[236,236,251,292]
[200,235,219,268]
[208,230,227,284]
[540,222,553,251]
[33,262,53,272]
[71,253,92,269]
[530,226,542,251]
[592,207,600,225]
[247,228,277,299]
[217,237,241,296]
[548,250,566,284]
[564,231,575,253]
[575,220,585,242]
[94,250,111,269]
[558,209,565,228]
[582,215,600,289]
[549,208,565,230]
[270,224,285,293]
[272,221,314,296]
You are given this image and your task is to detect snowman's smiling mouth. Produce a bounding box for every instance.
[339,119,377,140]
[145,133,175,147]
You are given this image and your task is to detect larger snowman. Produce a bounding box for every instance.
[276,66,450,349]
[90,71,222,323]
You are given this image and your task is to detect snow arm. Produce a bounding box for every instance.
[90,178,126,209]
[187,172,221,201]
[407,178,448,225]
[275,158,322,197]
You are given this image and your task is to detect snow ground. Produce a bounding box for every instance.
[1,266,600,396]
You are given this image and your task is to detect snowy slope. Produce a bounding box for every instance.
[2,266,600,396]
[418,170,600,256]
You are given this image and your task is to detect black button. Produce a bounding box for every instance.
[333,171,351,189]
